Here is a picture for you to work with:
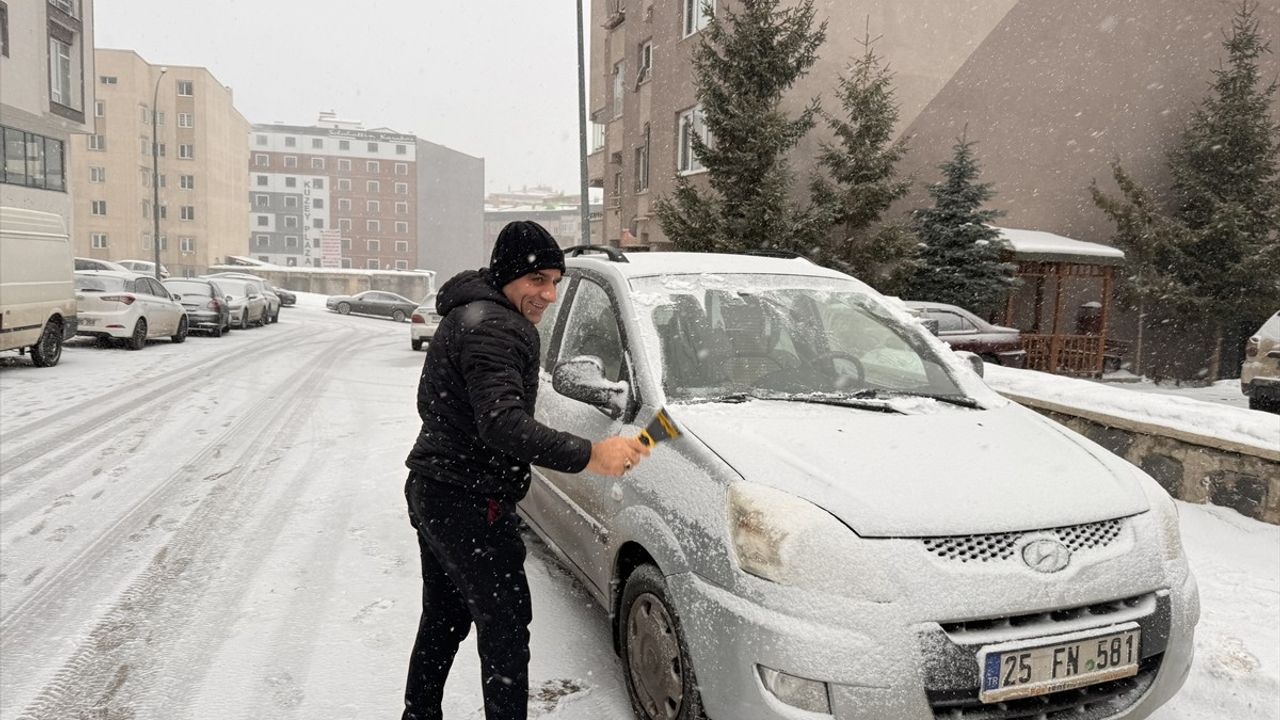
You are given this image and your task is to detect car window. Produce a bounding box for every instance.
[537,279,572,370]
[75,275,126,292]
[932,311,976,333]
[134,278,157,296]
[558,279,625,383]
[165,280,209,297]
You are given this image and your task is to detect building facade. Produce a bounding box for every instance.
[590,0,1280,249]
[0,0,95,234]
[483,190,602,259]
[68,49,249,276]
[248,113,483,281]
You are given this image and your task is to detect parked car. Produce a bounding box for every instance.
[117,259,170,279]
[906,300,1028,368]
[209,277,268,329]
[409,292,440,350]
[206,272,295,306]
[241,278,281,323]
[1241,310,1280,413]
[163,278,232,337]
[520,249,1197,720]
[1,208,78,367]
[74,271,187,349]
[74,257,131,273]
[326,290,417,322]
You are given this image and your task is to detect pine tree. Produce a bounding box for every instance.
[809,26,916,293]
[654,0,827,254]
[905,135,1017,317]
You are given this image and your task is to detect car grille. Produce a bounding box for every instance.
[928,654,1162,720]
[939,593,1153,637]
[922,519,1126,563]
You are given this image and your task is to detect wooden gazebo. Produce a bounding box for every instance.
[996,227,1126,377]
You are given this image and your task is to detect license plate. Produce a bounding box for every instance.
[978,624,1141,703]
[80,317,97,326]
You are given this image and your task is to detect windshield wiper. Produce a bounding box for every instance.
[777,395,906,414]
[851,388,983,409]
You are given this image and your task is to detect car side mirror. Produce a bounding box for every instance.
[954,350,984,378]
[171,293,182,301]
[553,355,627,418]
[225,295,233,303]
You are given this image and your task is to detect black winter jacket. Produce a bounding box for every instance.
[404,270,592,501]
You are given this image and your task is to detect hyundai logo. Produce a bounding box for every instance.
[1021,539,1071,573]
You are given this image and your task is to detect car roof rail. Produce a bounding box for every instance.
[742,249,814,262]
[564,244,629,263]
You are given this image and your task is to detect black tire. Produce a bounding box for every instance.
[127,319,147,351]
[171,316,189,343]
[392,309,406,323]
[337,302,351,315]
[30,318,63,367]
[271,309,280,324]
[211,323,224,338]
[255,309,267,327]
[412,338,424,351]
[619,565,706,720]
[95,336,115,349]
[238,311,248,329]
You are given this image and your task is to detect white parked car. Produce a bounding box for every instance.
[409,292,440,350]
[117,259,170,279]
[74,256,131,273]
[209,277,268,328]
[74,271,187,349]
[521,249,1199,720]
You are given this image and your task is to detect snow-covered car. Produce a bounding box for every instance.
[409,292,439,350]
[208,277,268,329]
[73,256,130,273]
[326,290,417,322]
[1241,310,1280,413]
[906,300,1028,368]
[74,271,188,349]
[205,272,295,307]
[117,259,170,279]
[163,278,232,337]
[522,249,1198,720]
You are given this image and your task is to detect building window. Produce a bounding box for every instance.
[256,134,268,146]
[94,100,104,117]
[394,162,408,175]
[338,159,351,171]
[313,218,324,229]
[142,200,151,219]
[612,60,626,118]
[155,111,165,126]
[285,235,299,248]
[341,258,352,269]
[678,105,709,174]
[638,40,653,84]
[2,127,69,191]
[313,198,325,209]
[367,220,381,232]
[311,157,324,169]
[284,156,297,168]
[256,215,269,226]
[91,233,107,248]
[396,144,407,155]
[338,178,351,190]
[313,178,324,189]
[342,238,352,251]
[366,259,379,269]
[395,240,409,252]
[181,205,195,221]
[285,176,297,188]
[255,234,269,247]
[338,198,351,211]
[395,222,408,234]
[395,260,409,270]
[88,134,106,150]
[367,160,380,172]
[180,236,194,253]
[635,122,650,191]
[367,200,380,212]
[284,136,296,147]
[48,34,76,110]
[395,201,408,214]
[256,175,268,186]
[339,218,352,231]
[311,138,323,149]
[367,142,378,152]
[367,239,380,251]
[180,174,194,189]
[179,144,194,159]
[158,174,166,187]
[157,234,167,249]
[254,194,269,207]
[176,80,193,96]
[90,166,105,182]
[92,200,106,215]
[284,216,298,228]
[338,140,350,151]
[285,196,298,208]
[178,112,193,128]
[395,182,408,194]
[254,153,269,167]
[367,180,380,192]
[140,137,149,156]
[99,75,117,84]
[612,171,622,206]
[683,0,714,37]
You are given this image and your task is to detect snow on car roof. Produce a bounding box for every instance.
[567,251,856,281]
[995,227,1126,265]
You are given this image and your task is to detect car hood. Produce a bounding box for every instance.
[676,400,1147,537]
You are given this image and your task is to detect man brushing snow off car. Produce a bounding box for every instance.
[401,220,649,720]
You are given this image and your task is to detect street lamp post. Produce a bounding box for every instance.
[151,67,168,281]
[576,0,591,245]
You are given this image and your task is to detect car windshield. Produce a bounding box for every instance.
[165,280,210,296]
[631,273,974,404]
[75,275,127,292]
[216,279,248,296]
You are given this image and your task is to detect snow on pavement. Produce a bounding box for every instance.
[0,294,1275,719]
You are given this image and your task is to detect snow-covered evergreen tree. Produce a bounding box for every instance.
[654,0,826,254]
[905,135,1016,317]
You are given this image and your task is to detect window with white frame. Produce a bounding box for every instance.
[100,75,118,84]
[48,34,76,109]
[178,112,193,128]
[178,144,194,159]
[396,144,407,155]
[682,0,714,37]
[284,216,298,228]
[367,180,380,192]
[338,159,351,171]
[635,122,650,191]
[94,100,104,117]
[256,215,269,227]
[142,200,151,219]
[180,236,194,253]
[89,134,105,150]
[338,140,350,151]
[139,137,149,156]
[677,105,709,174]
[395,260,409,270]
[338,198,351,211]
[157,234,168,250]
[91,232,108,248]
[285,176,297,188]
[254,153,269,167]
[180,174,194,189]
[256,175,268,186]
[254,194,269,207]
[311,138,323,149]
[342,238,352,251]
[395,222,408,234]
[395,182,408,194]
[90,166,105,182]
[181,205,195,220]
[176,80,193,96]
[284,156,297,168]
[285,235,299,248]
[256,234,269,247]
[367,220,381,232]
[367,239,380,252]
[395,201,408,214]
[285,196,298,208]
[367,200,380,212]
[366,259,379,269]
[367,142,378,152]
[367,160,380,172]
[394,162,408,175]
[156,111,165,126]
[395,240,409,252]
[91,200,106,215]
[311,157,324,169]
[339,218,352,231]
[338,178,351,190]
[341,258,352,269]
[638,40,653,83]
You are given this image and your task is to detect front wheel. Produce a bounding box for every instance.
[392,309,406,323]
[171,316,189,343]
[30,318,64,367]
[337,302,351,315]
[619,565,706,720]
[211,323,224,338]
[411,338,424,351]
[127,319,148,351]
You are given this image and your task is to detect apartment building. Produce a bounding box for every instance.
[590,0,1280,248]
[483,186,602,257]
[68,49,249,276]
[0,0,95,232]
[249,112,483,281]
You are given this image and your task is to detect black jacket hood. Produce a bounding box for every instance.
[435,269,512,317]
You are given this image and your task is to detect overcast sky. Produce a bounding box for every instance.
[95,0,590,195]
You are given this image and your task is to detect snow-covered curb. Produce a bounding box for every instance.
[984,365,1280,459]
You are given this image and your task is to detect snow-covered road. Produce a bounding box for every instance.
[1,295,1275,719]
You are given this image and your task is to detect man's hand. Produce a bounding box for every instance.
[586,436,651,477]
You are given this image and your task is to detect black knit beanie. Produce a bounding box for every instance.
[488,220,566,290]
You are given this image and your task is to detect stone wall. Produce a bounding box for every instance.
[1002,393,1280,525]
[208,266,435,303]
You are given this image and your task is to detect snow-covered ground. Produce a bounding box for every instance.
[1,294,1276,719]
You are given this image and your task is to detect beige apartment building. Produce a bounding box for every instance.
[0,0,95,230]
[69,49,249,276]
[590,0,1280,249]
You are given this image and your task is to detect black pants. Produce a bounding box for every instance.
[403,473,532,720]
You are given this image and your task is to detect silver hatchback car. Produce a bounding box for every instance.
[523,249,1198,720]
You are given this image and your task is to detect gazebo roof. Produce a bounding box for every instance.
[995,227,1126,266]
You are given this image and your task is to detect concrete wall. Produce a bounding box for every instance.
[208,266,434,302]
[416,140,484,284]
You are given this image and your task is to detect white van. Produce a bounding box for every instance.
[0,207,78,367]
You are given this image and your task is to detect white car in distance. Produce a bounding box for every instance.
[410,292,440,351]
[210,277,269,329]
[74,270,188,349]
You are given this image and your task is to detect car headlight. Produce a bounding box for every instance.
[727,482,860,587]
[1135,473,1186,563]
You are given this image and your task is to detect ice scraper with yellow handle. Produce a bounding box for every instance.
[637,407,681,448]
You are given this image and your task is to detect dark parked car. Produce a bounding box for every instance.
[906,301,1027,368]
[326,290,417,322]
[163,278,232,337]
[205,272,295,307]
